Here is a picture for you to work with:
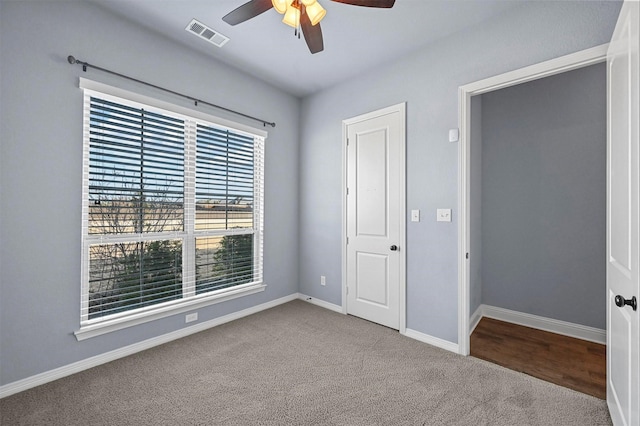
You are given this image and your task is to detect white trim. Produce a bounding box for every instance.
[298,294,343,313]
[469,304,484,334]
[473,304,606,345]
[341,117,348,316]
[457,44,609,356]
[457,81,470,355]
[297,292,460,354]
[403,328,460,354]
[0,293,299,399]
[79,78,268,138]
[459,44,609,96]
[341,102,407,333]
[397,103,407,334]
[75,284,266,341]
[296,292,462,354]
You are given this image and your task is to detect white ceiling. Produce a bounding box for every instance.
[91,0,526,98]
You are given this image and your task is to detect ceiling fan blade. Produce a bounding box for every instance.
[330,0,395,7]
[222,0,274,25]
[300,9,324,54]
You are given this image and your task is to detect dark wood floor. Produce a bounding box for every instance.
[470,317,606,399]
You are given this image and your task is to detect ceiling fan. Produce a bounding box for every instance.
[222,0,396,54]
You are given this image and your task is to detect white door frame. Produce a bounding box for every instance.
[342,102,407,334]
[457,44,609,356]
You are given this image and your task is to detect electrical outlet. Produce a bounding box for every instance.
[185,312,198,323]
[320,275,326,286]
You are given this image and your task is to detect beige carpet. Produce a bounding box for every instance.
[0,300,612,425]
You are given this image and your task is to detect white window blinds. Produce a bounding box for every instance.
[88,97,186,235]
[80,82,265,332]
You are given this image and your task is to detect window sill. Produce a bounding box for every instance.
[74,283,266,341]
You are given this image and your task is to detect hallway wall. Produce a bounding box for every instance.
[480,63,607,329]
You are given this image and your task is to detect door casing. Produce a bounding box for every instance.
[342,103,407,334]
[457,44,609,356]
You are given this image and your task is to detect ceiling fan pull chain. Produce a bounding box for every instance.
[298,3,302,39]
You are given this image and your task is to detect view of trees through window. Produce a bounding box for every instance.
[195,234,254,294]
[89,240,183,318]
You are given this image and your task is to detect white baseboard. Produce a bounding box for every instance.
[403,328,459,354]
[297,294,460,355]
[298,293,343,313]
[469,305,484,334]
[474,304,606,345]
[0,293,299,399]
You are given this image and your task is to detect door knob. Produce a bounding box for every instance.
[615,295,637,311]
[390,245,398,251]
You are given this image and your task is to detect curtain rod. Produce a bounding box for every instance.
[67,55,276,128]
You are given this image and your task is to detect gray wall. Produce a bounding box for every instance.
[0,0,621,387]
[0,1,300,386]
[470,96,483,317]
[298,1,620,342]
[480,64,607,329]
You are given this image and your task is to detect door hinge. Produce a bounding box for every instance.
[346,237,349,245]
[466,252,469,259]
[346,187,349,195]
[346,286,349,295]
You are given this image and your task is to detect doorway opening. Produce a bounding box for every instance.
[458,45,608,396]
[458,43,609,354]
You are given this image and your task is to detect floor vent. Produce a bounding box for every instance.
[185,19,229,48]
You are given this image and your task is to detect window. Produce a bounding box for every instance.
[77,80,265,339]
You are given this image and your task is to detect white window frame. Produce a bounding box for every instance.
[75,78,266,341]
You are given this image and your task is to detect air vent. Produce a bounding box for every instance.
[185,19,229,48]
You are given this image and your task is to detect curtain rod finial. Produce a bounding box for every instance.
[67,55,77,65]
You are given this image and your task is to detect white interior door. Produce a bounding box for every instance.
[344,104,405,330]
[607,2,639,425]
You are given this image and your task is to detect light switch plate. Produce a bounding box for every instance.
[411,209,420,222]
[437,209,452,222]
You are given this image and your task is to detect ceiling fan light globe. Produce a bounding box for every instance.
[305,1,326,25]
[272,0,288,14]
[282,4,301,27]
